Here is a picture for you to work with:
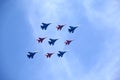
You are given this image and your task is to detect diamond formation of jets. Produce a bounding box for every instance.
[27,22,79,59]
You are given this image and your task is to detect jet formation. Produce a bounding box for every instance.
[27,22,79,59]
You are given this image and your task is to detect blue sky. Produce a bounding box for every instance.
[0,0,120,80]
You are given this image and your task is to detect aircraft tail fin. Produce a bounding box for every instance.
[72,30,74,33]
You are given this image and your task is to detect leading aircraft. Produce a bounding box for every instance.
[40,23,51,30]
[48,38,58,45]
[65,40,73,45]
[45,53,54,58]
[37,37,47,43]
[57,51,67,57]
[27,52,38,59]
[68,26,78,33]
[56,24,65,30]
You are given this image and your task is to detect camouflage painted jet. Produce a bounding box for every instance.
[57,51,67,57]
[48,38,58,45]
[68,26,78,33]
[40,23,51,30]
[56,24,65,30]
[27,52,38,59]
[65,40,73,45]
[45,53,54,58]
[37,37,47,43]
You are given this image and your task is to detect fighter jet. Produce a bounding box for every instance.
[65,40,73,45]
[68,26,78,33]
[27,52,38,59]
[37,37,47,43]
[56,24,65,30]
[45,53,54,58]
[40,23,51,30]
[57,51,67,57]
[48,38,58,45]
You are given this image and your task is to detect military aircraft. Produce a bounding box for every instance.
[68,26,78,33]
[56,24,65,30]
[65,40,73,45]
[45,53,54,58]
[40,23,51,30]
[48,38,58,45]
[27,52,38,59]
[37,37,47,43]
[57,51,67,57]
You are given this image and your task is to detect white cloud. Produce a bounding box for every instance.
[83,0,120,30]
[81,0,120,80]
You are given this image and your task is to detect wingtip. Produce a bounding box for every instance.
[27,55,30,58]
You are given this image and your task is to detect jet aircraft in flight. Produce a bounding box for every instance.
[56,24,65,30]
[68,26,78,33]
[57,51,67,57]
[48,38,58,45]
[65,40,73,45]
[27,52,38,59]
[37,37,47,43]
[45,53,54,58]
[40,23,51,30]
